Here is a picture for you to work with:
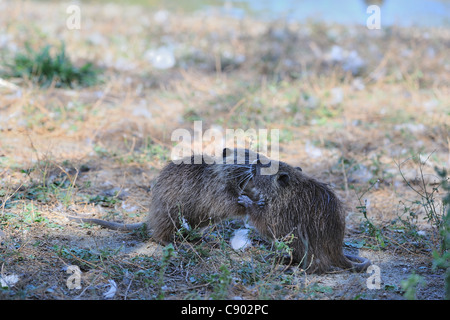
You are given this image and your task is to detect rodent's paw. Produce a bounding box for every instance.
[238,194,253,208]
[256,196,265,208]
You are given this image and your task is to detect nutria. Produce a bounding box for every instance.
[68,148,268,239]
[69,148,369,274]
[238,158,371,274]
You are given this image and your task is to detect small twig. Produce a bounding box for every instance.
[67,250,101,270]
[165,282,210,293]
[0,77,20,90]
[75,273,102,300]
[123,277,133,300]
[223,98,245,128]
[341,158,349,199]
[395,157,423,196]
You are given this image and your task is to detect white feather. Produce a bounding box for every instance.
[103,280,117,299]
[230,229,251,251]
[0,274,20,288]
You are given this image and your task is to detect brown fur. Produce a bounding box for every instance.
[69,148,370,274]
[69,148,263,238]
[146,150,258,242]
[240,159,371,274]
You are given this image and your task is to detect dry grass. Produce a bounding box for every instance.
[0,1,449,300]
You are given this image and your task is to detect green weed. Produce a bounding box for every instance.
[210,264,232,300]
[3,42,100,88]
[432,167,450,299]
[157,243,175,300]
[356,180,386,248]
[395,156,449,299]
[87,195,119,208]
[401,272,424,300]
[396,154,445,241]
[53,245,118,271]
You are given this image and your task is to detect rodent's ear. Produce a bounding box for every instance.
[277,172,290,187]
[296,166,302,171]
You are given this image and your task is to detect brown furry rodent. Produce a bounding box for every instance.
[69,148,267,240]
[238,158,371,274]
[69,148,368,274]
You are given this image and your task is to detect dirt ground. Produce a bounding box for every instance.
[0,1,449,300]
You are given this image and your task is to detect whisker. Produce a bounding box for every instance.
[237,171,255,192]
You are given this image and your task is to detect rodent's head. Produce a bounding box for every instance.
[250,161,343,223]
[218,148,305,198]
[221,147,269,165]
[221,147,286,175]
[220,148,275,195]
[249,161,304,200]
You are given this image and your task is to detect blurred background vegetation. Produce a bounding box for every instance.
[0,0,449,300]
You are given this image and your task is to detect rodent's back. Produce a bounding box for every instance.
[146,152,257,243]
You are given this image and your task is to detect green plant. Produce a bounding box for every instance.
[395,200,421,236]
[157,243,175,300]
[356,180,386,248]
[396,155,444,235]
[22,203,45,224]
[273,234,295,263]
[397,156,449,299]
[210,264,232,300]
[401,272,424,300]
[87,194,119,207]
[54,245,102,270]
[432,167,450,299]
[4,42,100,88]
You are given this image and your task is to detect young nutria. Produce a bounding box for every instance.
[238,159,371,274]
[69,148,368,274]
[145,148,271,243]
[68,148,268,240]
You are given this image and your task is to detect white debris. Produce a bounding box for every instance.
[350,165,374,183]
[145,46,176,70]
[352,77,366,91]
[230,229,251,251]
[327,45,365,75]
[329,45,344,61]
[87,32,107,46]
[103,280,117,299]
[181,217,191,231]
[423,99,438,112]
[0,78,20,90]
[330,87,344,105]
[121,202,139,213]
[132,105,152,119]
[0,274,20,289]
[154,10,169,25]
[394,123,426,134]
[304,141,323,159]
[342,50,365,75]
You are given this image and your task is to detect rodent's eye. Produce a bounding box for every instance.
[296,166,302,171]
[277,172,290,187]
